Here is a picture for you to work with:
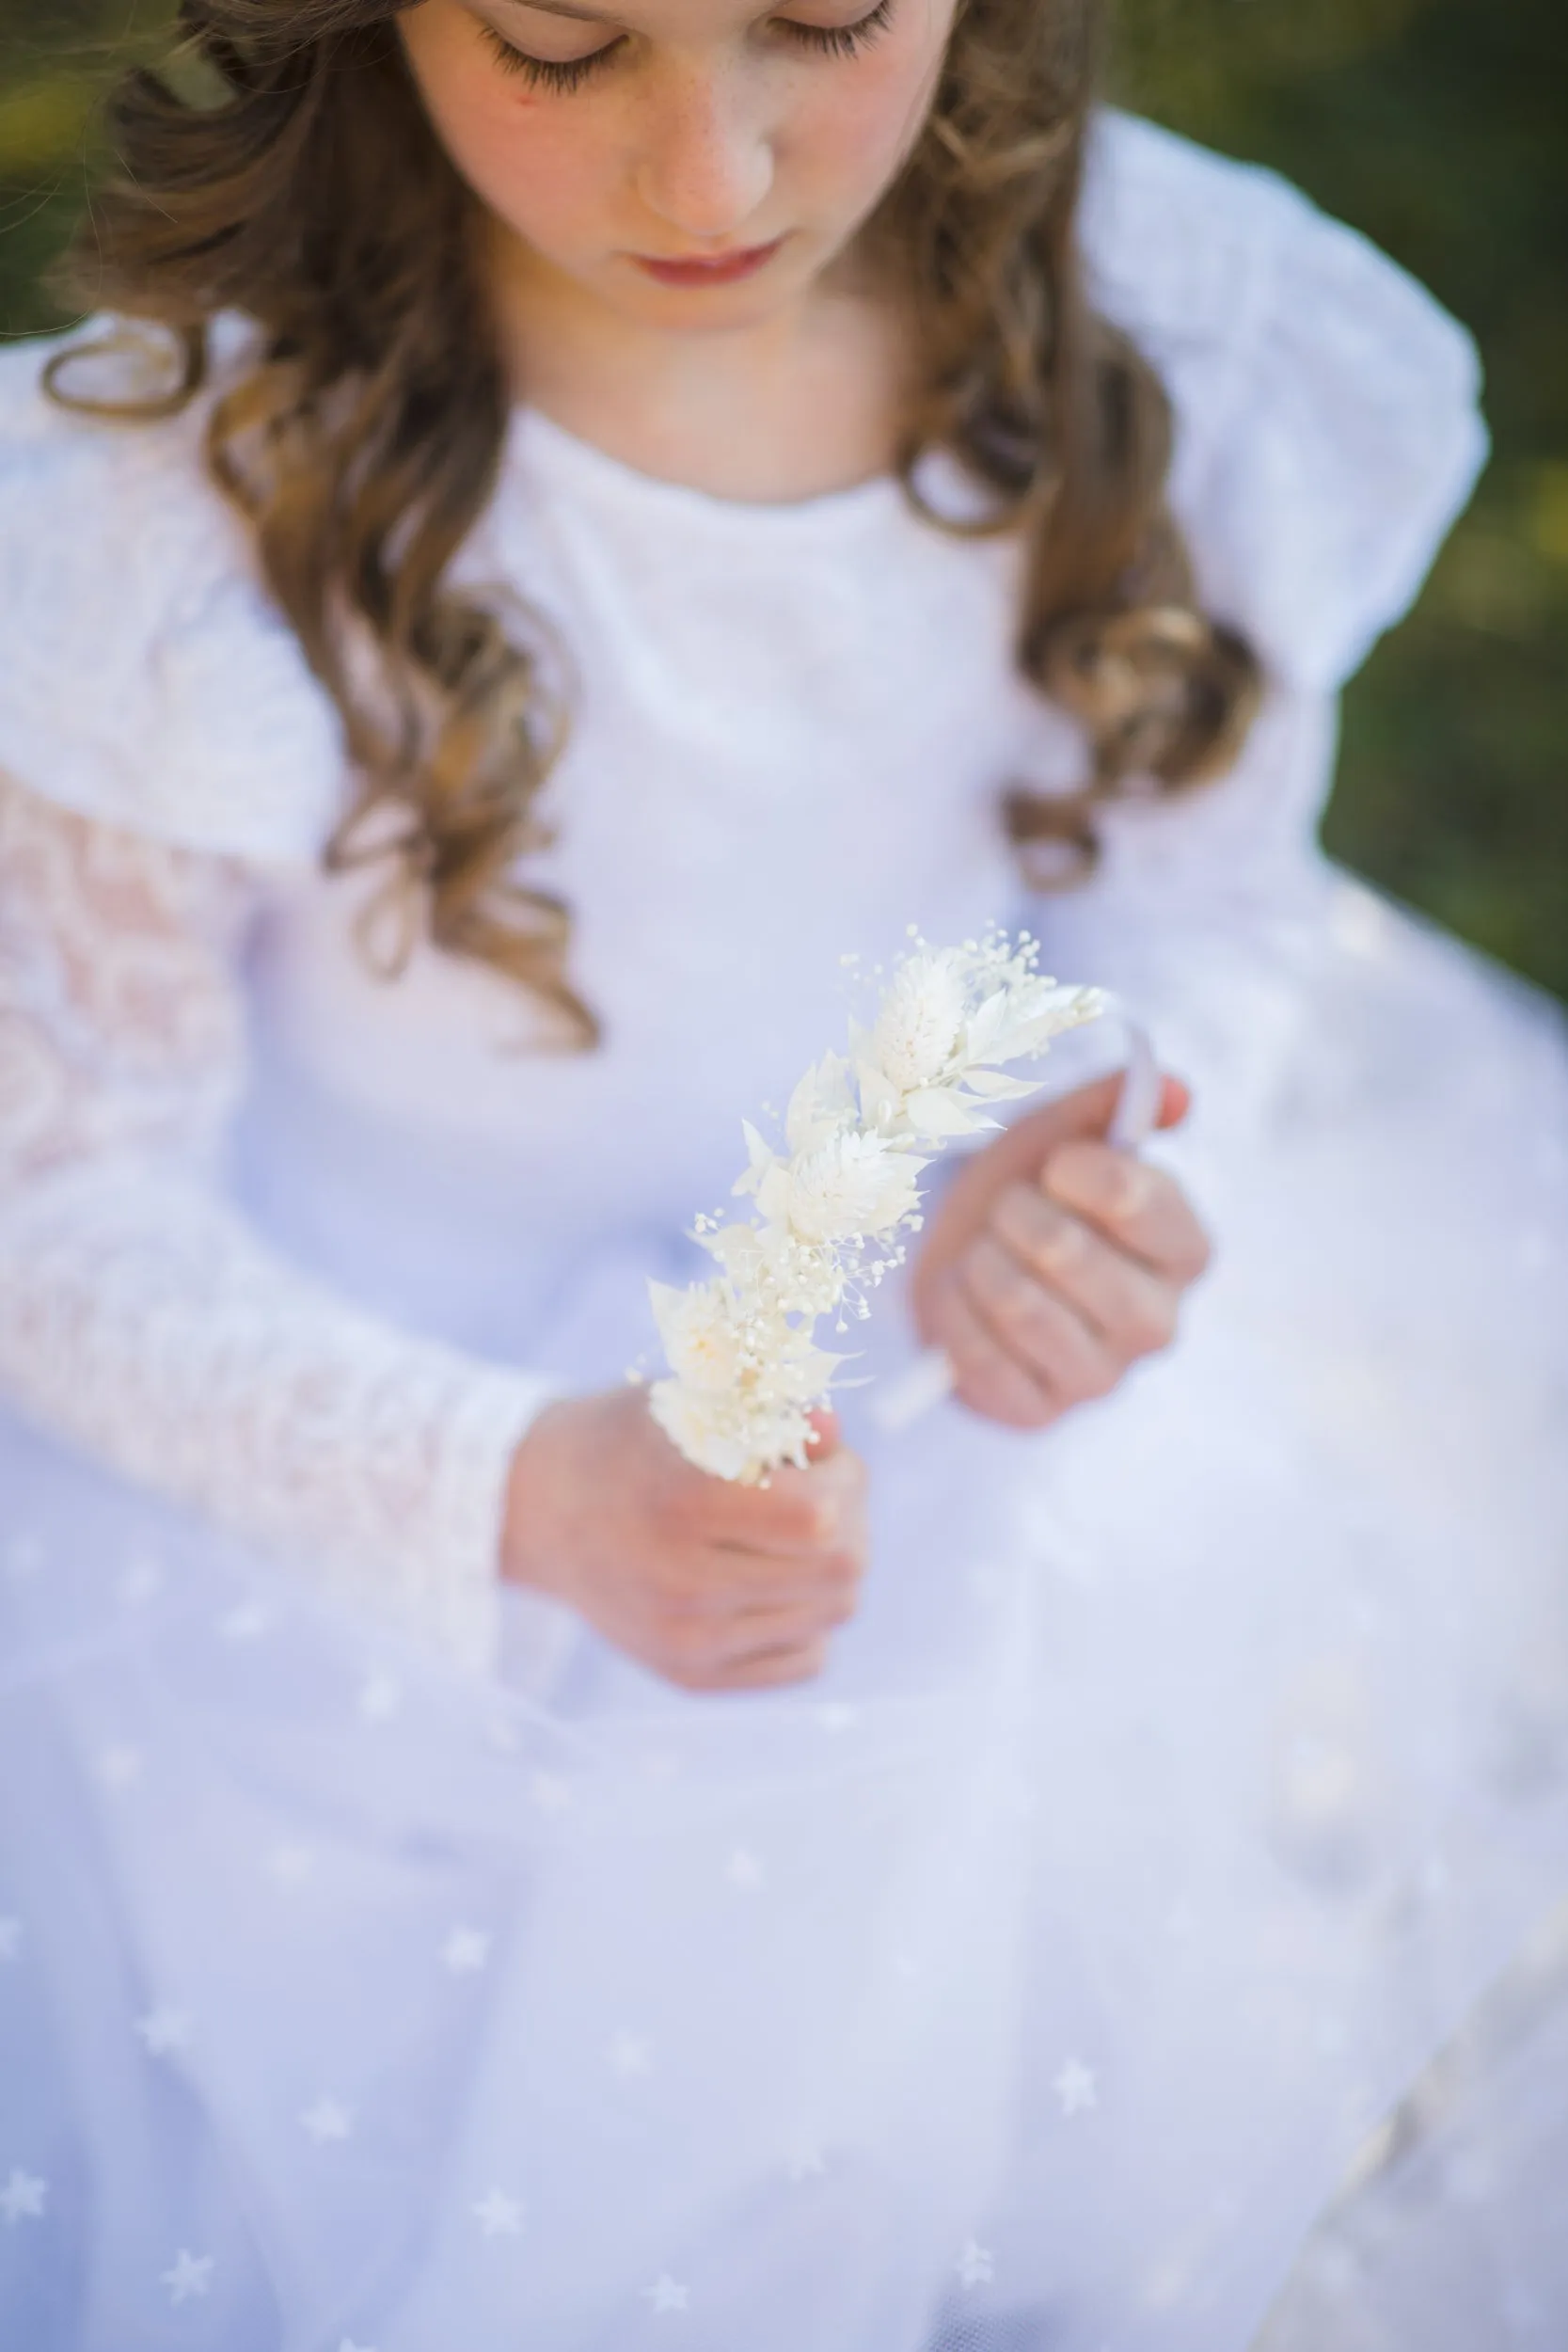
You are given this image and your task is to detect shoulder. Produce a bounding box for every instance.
[0,318,343,864]
[1080,111,1488,689]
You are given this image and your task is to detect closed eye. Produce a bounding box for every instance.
[477,0,895,91]
[478,19,624,90]
[774,0,894,57]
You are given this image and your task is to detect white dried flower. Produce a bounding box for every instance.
[779,1129,927,1245]
[647,1281,742,1391]
[866,950,969,1092]
[641,926,1106,1483]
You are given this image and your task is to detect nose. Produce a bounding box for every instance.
[632,64,774,241]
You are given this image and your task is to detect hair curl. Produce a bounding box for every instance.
[46,0,1260,1042]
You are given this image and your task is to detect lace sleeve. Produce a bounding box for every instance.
[0,774,562,1664]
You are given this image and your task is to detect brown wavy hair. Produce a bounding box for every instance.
[45,0,1259,1046]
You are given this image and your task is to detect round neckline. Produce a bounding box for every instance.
[503,400,912,535]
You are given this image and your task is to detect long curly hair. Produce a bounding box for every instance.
[46,0,1259,1047]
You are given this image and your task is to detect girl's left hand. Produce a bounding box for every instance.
[910,1072,1211,1430]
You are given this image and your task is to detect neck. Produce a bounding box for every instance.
[486,221,911,502]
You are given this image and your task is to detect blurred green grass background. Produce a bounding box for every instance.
[3,0,1564,997]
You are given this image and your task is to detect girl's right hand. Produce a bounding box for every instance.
[500,1389,869,1692]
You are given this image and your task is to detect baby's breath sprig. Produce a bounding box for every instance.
[641,928,1105,1483]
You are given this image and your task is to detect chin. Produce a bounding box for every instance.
[602,251,827,336]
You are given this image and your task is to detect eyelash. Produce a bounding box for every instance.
[478,0,894,93]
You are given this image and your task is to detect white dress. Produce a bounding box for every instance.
[1,112,1564,2352]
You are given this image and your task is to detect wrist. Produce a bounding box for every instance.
[499,1396,573,1596]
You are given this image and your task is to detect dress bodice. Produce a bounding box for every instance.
[0,107,1490,1632]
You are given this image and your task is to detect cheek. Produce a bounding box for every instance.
[412,52,616,251]
[787,40,944,208]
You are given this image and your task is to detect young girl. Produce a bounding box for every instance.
[1,0,1564,2345]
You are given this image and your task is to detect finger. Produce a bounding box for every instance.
[928,1268,1058,1430]
[1041,1145,1212,1282]
[660,1631,832,1692]
[673,1527,865,1615]
[960,1233,1119,1407]
[695,1450,867,1558]
[707,1641,831,1692]
[713,1595,857,1662]
[990,1182,1183,1357]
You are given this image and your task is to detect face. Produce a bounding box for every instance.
[399,0,958,333]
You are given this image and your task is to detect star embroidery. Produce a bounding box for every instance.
[956,2239,994,2288]
[3,1535,41,1580]
[118,1555,165,1607]
[136,2007,192,2058]
[339,2340,379,2352]
[441,1926,491,1975]
[264,1841,315,1886]
[784,2144,827,2183]
[529,1772,572,1814]
[0,1916,21,1963]
[816,1703,858,1734]
[356,1671,403,1724]
[218,1599,269,1643]
[642,2273,689,2314]
[161,2249,214,2303]
[607,2031,653,2077]
[300,2097,354,2143]
[726,1848,765,1891]
[100,1744,144,1791]
[1054,2058,1098,2118]
[0,2170,46,2225]
[473,2189,525,2237]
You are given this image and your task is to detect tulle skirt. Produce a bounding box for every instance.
[3,882,1566,2352]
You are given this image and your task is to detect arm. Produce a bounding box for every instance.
[0,774,871,1687]
[0,772,560,1665]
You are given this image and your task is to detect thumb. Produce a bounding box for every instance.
[963,1069,1192,1200]
[803,1407,844,1460]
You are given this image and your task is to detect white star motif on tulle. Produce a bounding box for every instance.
[956,2239,994,2287]
[474,2189,525,2237]
[3,1535,42,1580]
[607,2031,654,2077]
[726,1848,765,1890]
[161,2249,214,2303]
[442,1926,491,1974]
[100,1744,144,1790]
[218,1599,270,1642]
[1054,2059,1098,2117]
[816,1703,858,1733]
[118,1553,165,1607]
[136,2007,192,2058]
[0,1917,20,1962]
[529,1772,573,1813]
[300,2097,354,2143]
[356,1671,403,1724]
[1,2170,47,2225]
[339,2340,379,2351]
[265,1842,315,1886]
[642,2273,689,2314]
[784,2144,827,2182]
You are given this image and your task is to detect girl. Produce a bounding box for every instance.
[1,1,1564,2345]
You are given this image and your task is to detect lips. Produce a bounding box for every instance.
[629,237,785,287]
